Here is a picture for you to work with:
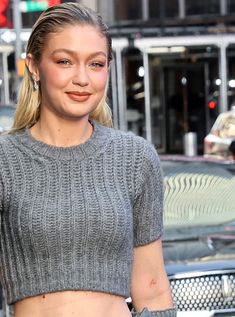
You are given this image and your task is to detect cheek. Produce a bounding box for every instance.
[39,65,71,88]
[93,71,108,91]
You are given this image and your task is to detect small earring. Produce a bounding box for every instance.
[33,78,39,91]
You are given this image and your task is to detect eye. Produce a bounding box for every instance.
[57,59,72,66]
[90,62,105,68]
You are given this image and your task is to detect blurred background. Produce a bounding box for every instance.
[1,0,235,156]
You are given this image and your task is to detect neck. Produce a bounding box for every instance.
[30,116,93,147]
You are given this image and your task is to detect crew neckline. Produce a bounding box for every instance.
[14,120,112,161]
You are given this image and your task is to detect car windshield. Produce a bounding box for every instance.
[161,158,235,241]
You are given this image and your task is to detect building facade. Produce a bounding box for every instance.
[1,0,235,153]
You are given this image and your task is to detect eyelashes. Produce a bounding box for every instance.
[56,60,106,68]
[57,59,71,65]
[90,62,105,68]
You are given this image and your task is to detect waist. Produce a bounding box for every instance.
[14,290,132,317]
[1,266,131,304]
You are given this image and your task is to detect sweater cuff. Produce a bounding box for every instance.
[131,307,177,317]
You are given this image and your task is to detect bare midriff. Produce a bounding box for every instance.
[14,290,132,317]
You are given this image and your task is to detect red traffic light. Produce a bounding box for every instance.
[208,101,217,110]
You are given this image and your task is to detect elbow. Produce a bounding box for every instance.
[132,277,170,300]
[131,277,173,311]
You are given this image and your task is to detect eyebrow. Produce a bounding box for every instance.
[51,49,107,59]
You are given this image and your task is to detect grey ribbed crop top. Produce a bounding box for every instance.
[0,121,164,305]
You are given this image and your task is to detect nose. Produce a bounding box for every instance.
[72,66,89,87]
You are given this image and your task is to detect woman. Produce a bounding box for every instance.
[0,3,176,317]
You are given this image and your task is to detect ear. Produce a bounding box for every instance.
[25,53,40,81]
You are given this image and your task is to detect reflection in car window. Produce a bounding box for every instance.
[162,161,235,228]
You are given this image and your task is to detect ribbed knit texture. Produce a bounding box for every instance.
[0,121,163,305]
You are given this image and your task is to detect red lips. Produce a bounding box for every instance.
[66,91,91,102]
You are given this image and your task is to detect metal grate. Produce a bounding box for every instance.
[170,272,235,311]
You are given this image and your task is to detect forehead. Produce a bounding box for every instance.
[44,24,107,55]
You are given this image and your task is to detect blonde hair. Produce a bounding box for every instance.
[11,2,113,132]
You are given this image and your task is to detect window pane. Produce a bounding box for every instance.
[149,0,179,19]
[124,48,146,137]
[228,0,235,13]
[186,0,220,15]
[114,0,142,21]
[227,45,235,108]
[148,46,219,153]
[149,0,160,19]
[165,0,179,17]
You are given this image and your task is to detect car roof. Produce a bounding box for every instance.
[160,154,234,166]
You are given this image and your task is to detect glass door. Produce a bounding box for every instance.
[146,45,219,154]
[148,54,166,152]
[164,64,206,153]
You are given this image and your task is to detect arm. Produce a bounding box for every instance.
[131,141,176,316]
[131,239,174,313]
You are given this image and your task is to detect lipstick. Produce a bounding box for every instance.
[66,92,91,102]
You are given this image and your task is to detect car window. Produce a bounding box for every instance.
[162,161,235,230]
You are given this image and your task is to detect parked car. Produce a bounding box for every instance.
[126,155,235,316]
[204,106,235,160]
[0,104,15,133]
[162,155,235,316]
